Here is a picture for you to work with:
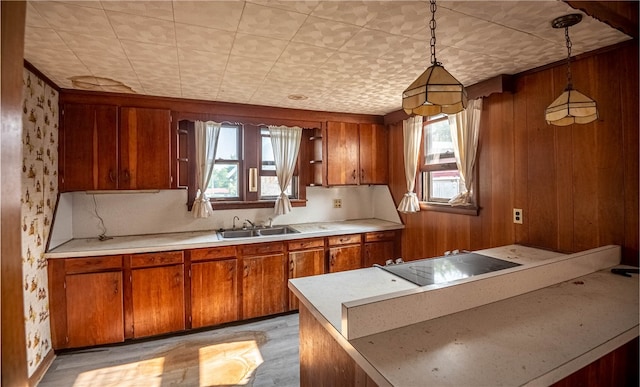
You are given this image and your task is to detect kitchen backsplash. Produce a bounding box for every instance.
[21,68,58,377]
[49,185,400,242]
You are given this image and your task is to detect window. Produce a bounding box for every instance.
[419,115,477,214]
[259,128,295,199]
[206,124,240,199]
[178,118,305,210]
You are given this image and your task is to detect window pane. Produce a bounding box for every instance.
[426,118,455,165]
[206,163,238,198]
[428,170,465,202]
[216,126,239,160]
[260,176,295,199]
[261,135,275,171]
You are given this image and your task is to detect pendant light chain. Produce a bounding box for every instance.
[565,26,573,89]
[429,0,438,65]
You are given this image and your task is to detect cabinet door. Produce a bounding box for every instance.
[326,121,359,185]
[242,254,286,319]
[65,271,124,348]
[288,248,324,310]
[131,265,185,338]
[119,107,172,189]
[61,104,118,191]
[359,123,388,184]
[328,245,362,273]
[363,241,395,268]
[191,259,238,328]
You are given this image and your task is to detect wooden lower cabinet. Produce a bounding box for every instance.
[328,234,362,273]
[48,255,124,350]
[190,246,238,328]
[363,231,398,267]
[240,243,287,319]
[288,238,325,310]
[129,252,185,338]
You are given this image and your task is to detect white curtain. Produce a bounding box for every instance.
[397,115,423,213]
[192,120,221,218]
[448,98,482,206]
[269,125,302,215]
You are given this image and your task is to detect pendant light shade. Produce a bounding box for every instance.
[403,0,466,117]
[545,88,598,126]
[545,14,598,126]
[403,64,467,116]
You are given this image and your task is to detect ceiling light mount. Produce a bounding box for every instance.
[402,0,467,117]
[545,13,598,126]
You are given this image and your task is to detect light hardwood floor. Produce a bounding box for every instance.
[38,313,300,387]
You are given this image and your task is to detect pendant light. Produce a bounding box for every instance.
[402,0,467,117]
[545,14,598,126]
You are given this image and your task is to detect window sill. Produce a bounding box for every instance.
[210,199,307,211]
[420,202,479,216]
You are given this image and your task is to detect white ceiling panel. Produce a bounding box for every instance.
[24,0,631,116]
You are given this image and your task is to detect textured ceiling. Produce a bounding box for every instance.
[24,1,630,115]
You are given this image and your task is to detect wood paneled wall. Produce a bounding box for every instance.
[1,1,29,385]
[390,42,638,266]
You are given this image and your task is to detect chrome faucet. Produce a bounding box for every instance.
[245,219,256,229]
[232,216,240,230]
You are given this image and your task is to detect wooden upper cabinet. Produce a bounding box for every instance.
[61,104,118,191]
[60,104,172,191]
[324,121,388,186]
[119,107,172,190]
[358,123,388,184]
[325,121,360,185]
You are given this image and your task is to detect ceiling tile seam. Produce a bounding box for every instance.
[27,3,53,30]
[43,27,94,89]
[104,16,146,95]
[217,1,249,100]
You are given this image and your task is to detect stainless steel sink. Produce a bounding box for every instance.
[257,226,300,236]
[217,226,299,239]
[218,229,259,238]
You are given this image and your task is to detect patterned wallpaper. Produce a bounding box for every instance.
[22,68,58,376]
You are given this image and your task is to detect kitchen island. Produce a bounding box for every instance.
[289,245,639,386]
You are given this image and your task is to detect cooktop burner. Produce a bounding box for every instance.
[377,253,521,286]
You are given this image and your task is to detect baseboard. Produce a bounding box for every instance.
[28,349,56,387]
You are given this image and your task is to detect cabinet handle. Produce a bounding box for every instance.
[122,170,130,182]
[244,265,249,277]
[352,169,357,180]
[113,280,118,295]
[361,168,365,180]
[108,170,116,182]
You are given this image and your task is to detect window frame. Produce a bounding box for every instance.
[176,113,311,211]
[418,115,479,216]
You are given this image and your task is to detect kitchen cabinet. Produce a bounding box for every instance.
[190,246,238,328]
[47,255,124,350]
[287,238,325,310]
[358,123,388,184]
[60,104,118,191]
[59,104,171,191]
[363,231,398,267]
[128,251,185,338]
[119,107,172,190]
[240,243,287,319]
[324,121,388,186]
[328,234,362,273]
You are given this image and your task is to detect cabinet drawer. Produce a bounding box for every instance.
[191,246,237,262]
[327,234,361,246]
[364,231,396,243]
[64,255,123,274]
[130,251,184,268]
[239,242,284,256]
[287,238,324,251]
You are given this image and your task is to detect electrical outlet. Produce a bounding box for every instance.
[513,208,523,224]
[333,199,342,208]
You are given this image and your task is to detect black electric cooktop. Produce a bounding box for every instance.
[377,253,521,286]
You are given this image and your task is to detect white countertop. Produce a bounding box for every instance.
[45,218,403,258]
[289,244,639,386]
